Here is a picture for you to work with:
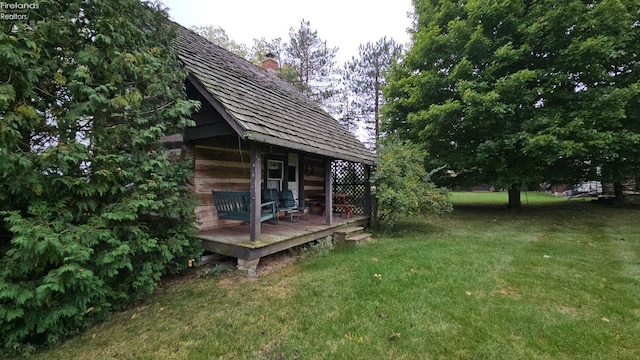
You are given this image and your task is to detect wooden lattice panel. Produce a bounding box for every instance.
[331,160,370,215]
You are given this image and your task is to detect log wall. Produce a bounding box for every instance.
[191,139,256,230]
[303,157,325,193]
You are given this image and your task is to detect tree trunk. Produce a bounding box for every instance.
[613,181,625,203]
[374,69,380,152]
[508,185,521,209]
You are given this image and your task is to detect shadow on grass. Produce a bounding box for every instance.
[377,198,639,240]
[449,199,640,235]
[451,197,601,214]
[375,201,584,239]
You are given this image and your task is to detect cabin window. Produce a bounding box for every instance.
[267,160,284,190]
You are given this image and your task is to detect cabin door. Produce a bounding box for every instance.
[287,153,298,197]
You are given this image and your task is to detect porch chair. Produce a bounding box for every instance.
[281,189,310,221]
[263,188,296,222]
[262,188,280,205]
[262,188,281,224]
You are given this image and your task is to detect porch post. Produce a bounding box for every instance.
[250,142,262,242]
[364,164,372,217]
[324,158,333,225]
[298,155,306,203]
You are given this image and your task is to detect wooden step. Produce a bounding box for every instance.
[334,226,364,235]
[346,233,372,242]
[333,226,364,241]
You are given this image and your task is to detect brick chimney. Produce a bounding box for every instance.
[261,52,278,72]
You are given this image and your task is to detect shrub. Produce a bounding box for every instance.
[372,137,452,227]
[0,1,201,354]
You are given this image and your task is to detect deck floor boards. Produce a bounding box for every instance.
[196,214,369,259]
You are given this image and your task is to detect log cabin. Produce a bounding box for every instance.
[164,25,376,275]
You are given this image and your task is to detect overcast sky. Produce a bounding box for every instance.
[161,0,414,64]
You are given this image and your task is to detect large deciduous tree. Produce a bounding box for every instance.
[343,37,403,150]
[384,0,640,206]
[0,0,200,353]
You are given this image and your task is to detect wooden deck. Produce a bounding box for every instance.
[197,214,369,261]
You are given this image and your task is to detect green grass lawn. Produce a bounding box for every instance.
[28,193,640,359]
[449,190,578,206]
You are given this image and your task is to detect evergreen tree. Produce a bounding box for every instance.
[335,90,360,135]
[0,0,200,353]
[344,37,403,150]
[284,19,340,108]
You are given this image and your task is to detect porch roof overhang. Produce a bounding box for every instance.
[242,131,372,165]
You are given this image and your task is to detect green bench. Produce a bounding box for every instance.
[212,190,276,223]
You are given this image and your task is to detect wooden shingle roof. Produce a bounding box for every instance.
[174,25,375,165]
